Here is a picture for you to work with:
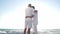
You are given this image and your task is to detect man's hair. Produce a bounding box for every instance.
[28,4,31,7]
[31,6,35,9]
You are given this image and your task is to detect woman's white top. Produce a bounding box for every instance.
[33,10,38,25]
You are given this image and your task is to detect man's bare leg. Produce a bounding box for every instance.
[24,28,27,34]
[28,28,30,34]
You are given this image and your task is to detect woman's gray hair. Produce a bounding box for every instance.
[31,6,35,9]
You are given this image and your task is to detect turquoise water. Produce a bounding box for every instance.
[0,29,40,34]
[0,29,60,34]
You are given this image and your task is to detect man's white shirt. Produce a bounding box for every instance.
[25,7,34,16]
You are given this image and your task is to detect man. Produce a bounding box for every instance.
[32,6,38,34]
[24,4,34,34]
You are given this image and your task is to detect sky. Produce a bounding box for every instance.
[0,0,60,31]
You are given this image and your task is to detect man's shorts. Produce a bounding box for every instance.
[25,18,32,28]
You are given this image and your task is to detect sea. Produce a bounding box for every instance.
[0,29,60,34]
